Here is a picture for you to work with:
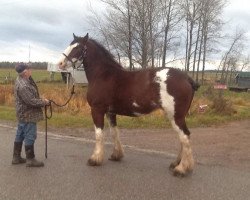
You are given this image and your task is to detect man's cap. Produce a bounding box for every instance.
[15,63,28,73]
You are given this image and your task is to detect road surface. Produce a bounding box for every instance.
[0,121,249,200]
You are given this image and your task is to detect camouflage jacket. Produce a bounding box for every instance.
[14,76,46,122]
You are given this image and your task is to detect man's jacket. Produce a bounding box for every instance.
[14,76,45,122]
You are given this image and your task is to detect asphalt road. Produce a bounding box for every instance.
[0,124,249,200]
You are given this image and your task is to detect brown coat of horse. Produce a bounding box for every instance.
[58,33,199,176]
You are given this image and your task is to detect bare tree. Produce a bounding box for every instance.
[200,0,225,84]
[181,0,225,82]
[131,0,163,68]
[160,0,183,68]
[89,0,164,69]
[219,28,246,83]
[240,54,250,71]
[182,0,200,71]
[195,15,203,82]
[87,0,230,75]
[191,1,203,78]
[127,0,133,70]
[89,0,134,69]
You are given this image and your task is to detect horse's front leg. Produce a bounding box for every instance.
[106,113,124,161]
[88,108,105,166]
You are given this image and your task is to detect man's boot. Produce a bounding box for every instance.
[25,145,44,167]
[12,142,26,164]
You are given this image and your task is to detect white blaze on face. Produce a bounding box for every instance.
[63,43,79,57]
[57,43,79,69]
[155,68,175,119]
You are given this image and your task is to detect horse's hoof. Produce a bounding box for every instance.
[169,163,177,170]
[108,154,123,161]
[172,169,186,177]
[170,164,187,177]
[109,153,123,161]
[169,160,181,170]
[172,166,193,177]
[87,159,102,166]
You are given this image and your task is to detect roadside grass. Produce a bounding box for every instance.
[1,102,249,129]
[0,106,16,121]
[0,68,62,84]
[0,68,249,129]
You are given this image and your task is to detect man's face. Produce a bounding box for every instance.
[22,68,32,78]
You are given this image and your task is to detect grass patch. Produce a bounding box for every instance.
[43,112,94,129]
[0,106,16,121]
[0,68,250,129]
[0,68,62,84]
[1,104,249,130]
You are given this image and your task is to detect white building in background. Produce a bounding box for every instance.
[47,63,88,85]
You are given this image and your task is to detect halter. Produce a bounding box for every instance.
[62,44,87,69]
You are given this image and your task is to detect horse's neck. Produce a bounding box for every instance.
[84,62,120,83]
[84,44,123,82]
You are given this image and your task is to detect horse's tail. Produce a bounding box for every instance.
[188,77,200,91]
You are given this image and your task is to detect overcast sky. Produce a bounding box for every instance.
[0,0,249,64]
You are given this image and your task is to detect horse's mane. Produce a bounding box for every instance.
[89,38,122,69]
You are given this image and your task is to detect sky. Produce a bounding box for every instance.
[0,0,249,66]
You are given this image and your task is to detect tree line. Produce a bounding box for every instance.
[0,62,48,69]
[88,0,249,84]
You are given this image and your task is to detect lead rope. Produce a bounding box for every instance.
[44,46,85,158]
[44,84,75,158]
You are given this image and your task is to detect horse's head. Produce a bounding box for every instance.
[57,33,89,70]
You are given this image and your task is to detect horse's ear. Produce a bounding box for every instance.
[84,33,89,41]
[73,33,77,39]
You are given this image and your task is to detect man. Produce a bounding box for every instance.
[12,63,50,167]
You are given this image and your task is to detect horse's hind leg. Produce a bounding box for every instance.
[88,108,105,166]
[169,144,182,170]
[170,117,194,176]
[162,102,194,176]
[106,113,124,161]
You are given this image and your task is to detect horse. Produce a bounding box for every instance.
[57,33,199,176]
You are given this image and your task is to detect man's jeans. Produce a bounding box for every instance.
[15,122,37,145]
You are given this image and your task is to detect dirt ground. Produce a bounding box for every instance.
[2,119,250,171]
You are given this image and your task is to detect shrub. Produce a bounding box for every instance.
[210,91,236,115]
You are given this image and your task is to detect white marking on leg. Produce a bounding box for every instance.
[90,126,104,164]
[171,120,194,174]
[110,127,124,160]
[95,126,103,139]
[155,69,194,174]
